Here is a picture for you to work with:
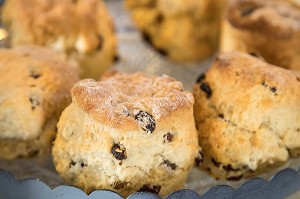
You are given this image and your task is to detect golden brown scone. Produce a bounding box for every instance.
[0,46,79,159]
[220,0,300,70]
[125,0,223,62]
[193,52,300,180]
[1,0,117,79]
[52,71,200,197]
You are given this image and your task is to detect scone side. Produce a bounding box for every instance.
[1,0,118,79]
[0,46,79,159]
[193,52,300,179]
[125,0,223,62]
[76,0,118,79]
[52,100,199,197]
[0,118,58,159]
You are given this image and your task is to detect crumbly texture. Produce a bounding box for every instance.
[125,0,223,62]
[1,0,117,79]
[221,0,300,70]
[193,52,300,180]
[52,71,199,197]
[0,46,79,159]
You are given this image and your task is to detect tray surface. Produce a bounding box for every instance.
[1,167,300,199]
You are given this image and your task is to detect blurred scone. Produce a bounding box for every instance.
[193,52,300,180]
[221,0,300,70]
[125,0,223,62]
[52,71,199,197]
[0,46,78,159]
[1,0,117,79]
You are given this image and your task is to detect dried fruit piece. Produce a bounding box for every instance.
[226,174,244,181]
[195,150,204,166]
[241,6,257,17]
[142,32,152,44]
[29,70,41,79]
[270,87,277,93]
[200,82,212,98]
[196,73,206,83]
[222,164,241,172]
[157,48,168,56]
[114,55,120,62]
[134,110,156,133]
[212,158,221,167]
[80,162,87,168]
[249,52,258,57]
[113,181,128,190]
[29,95,40,110]
[69,160,76,168]
[111,143,127,160]
[155,13,164,24]
[161,159,177,170]
[163,132,173,143]
[218,114,224,119]
[138,184,161,195]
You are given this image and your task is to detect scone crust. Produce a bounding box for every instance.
[53,71,199,197]
[221,0,300,70]
[0,46,78,159]
[72,71,194,132]
[227,0,300,38]
[193,52,300,179]
[2,0,117,78]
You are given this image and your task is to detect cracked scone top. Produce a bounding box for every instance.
[193,52,300,180]
[1,0,117,79]
[52,71,200,197]
[0,46,79,159]
[125,0,223,62]
[221,0,300,70]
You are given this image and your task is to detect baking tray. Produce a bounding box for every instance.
[1,167,300,199]
[0,0,300,198]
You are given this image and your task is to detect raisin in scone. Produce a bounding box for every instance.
[220,0,300,70]
[52,71,199,197]
[125,0,223,62]
[0,46,78,159]
[1,0,117,79]
[193,52,300,180]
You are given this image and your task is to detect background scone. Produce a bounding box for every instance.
[221,0,300,70]
[193,52,300,180]
[1,0,117,79]
[0,46,78,159]
[52,71,199,197]
[125,0,223,62]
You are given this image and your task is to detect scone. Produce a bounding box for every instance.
[193,52,300,180]
[52,71,199,197]
[0,46,78,159]
[1,0,117,79]
[125,0,223,62]
[220,0,300,70]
